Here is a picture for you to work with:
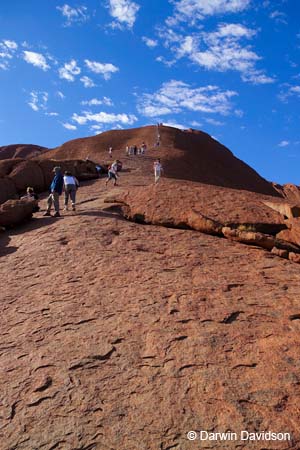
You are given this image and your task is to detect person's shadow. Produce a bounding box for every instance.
[0,216,59,258]
[0,233,18,257]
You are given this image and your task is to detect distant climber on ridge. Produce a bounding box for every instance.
[153,158,163,184]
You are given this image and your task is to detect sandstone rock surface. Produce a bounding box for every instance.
[1,170,300,449]
[42,125,279,196]
[119,179,286,233]
[1,126,300,449]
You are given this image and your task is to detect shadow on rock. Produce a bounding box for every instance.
[6,216,61,238]
[0,233,18,257]
[77,207,125,221]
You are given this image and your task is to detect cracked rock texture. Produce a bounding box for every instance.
[1,172,300,450]
[1,125,300,449]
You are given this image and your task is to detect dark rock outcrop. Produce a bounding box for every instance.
[0,158,99,205]
[9,160,45,192]
[0,178,17,204]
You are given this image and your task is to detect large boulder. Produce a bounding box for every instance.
[222,227,276,250]
[289,252,300,263]
[271,247,289,259]
[263,200,300,219]
[0,178,17,205]
[281,183,300,205]
[8,160,45,192]
[222,227,300,254]
[73,160,98,179]
[276,218,300,246]
[186,210,223,235]
[0,199,35,227]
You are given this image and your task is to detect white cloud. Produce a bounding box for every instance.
[107,0,140,29]
[290,86,300,94]
[241,70,275,84]
[155,55,175,67]
[142,37,158,48]
[191,25,257,72]
[63,122,77,130]
[159,23,274,84]
[205,118,225,126]
[278,140,289,147]
[162,121,187,130]
[269,10,288,24]
[3,40,18,50]
[80,75,96,87]
[46,112,59,116]
[56,91,65,99]
[207,23,256,40]
[57,4,90,26]
[141,105,174,116]
[23,51,50,71]
[0,39,18,70]
[168,0,251,25]
[137,80,237,117]
[21,41,30,48]
[234,109,244,117]
[278,84,300,102]
[103,96,114,106]
[85,59,119,80]
[59,59,81,81]
[81,97,113,106]
[72,110,137,126]
[28,91,48,111]
[190,120,203,127]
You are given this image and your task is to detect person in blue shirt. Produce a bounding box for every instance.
[43,166,64,217]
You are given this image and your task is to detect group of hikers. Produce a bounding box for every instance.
[125,142,147,156]
[21,141,164,217]
[43,167,79,217]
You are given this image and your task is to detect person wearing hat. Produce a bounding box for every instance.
[43,166,64,217]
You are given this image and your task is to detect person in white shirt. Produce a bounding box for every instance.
[153,159,163,184]
[63,171,79,211]
[105,161,119,186]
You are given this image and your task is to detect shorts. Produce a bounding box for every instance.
[108,171,117,180]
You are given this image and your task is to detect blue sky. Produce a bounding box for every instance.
[0,0,299,184]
